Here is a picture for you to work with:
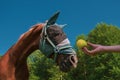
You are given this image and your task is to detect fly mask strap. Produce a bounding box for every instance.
[40,25,76,61]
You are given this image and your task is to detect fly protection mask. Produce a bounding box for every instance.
[39,12,76,61]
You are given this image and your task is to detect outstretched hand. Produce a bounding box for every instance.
[82,42,104,55]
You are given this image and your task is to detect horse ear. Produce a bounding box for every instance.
[59,24,67,29]
[46,11,60,26]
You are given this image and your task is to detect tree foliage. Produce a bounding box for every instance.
[27,50,66,80]
[74,23,120,80]
[27,23,120,80]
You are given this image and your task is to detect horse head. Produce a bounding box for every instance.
[39,12,78,72]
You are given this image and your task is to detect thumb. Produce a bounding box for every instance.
[87,42,98,48]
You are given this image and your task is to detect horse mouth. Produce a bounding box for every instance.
[60,61,71,72]
[59,61,77,72]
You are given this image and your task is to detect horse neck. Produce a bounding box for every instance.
[3,24,43,64]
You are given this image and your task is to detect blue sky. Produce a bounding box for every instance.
[0,0,120,54]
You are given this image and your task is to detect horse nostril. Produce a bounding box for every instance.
[69,55,78,68]
[70,55,75,63]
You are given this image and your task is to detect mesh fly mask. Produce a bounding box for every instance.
[39,12,76,61]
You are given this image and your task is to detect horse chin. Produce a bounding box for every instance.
[59,62,71,72]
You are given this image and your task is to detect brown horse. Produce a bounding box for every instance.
[0,12,78,80]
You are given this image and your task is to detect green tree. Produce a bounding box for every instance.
[28,50,66,80]
[70,23,120,80]
[86,23,120,80]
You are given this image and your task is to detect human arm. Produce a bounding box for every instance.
[82,42,120,55]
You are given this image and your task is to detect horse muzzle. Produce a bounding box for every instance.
[59,54,78,72]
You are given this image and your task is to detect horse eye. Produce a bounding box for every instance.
[53,32,60,36]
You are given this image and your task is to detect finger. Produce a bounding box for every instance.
[82,47,92,55]
[87,48,100,55]
[82,47,98,56]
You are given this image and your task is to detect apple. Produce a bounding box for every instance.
[76,39,87,48]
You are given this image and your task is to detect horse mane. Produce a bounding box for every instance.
[18,23,44,42]
[1,23,45,63]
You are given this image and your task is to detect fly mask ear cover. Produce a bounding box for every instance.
[39,11,60,57]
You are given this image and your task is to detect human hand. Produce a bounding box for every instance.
[82,42,104,55]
